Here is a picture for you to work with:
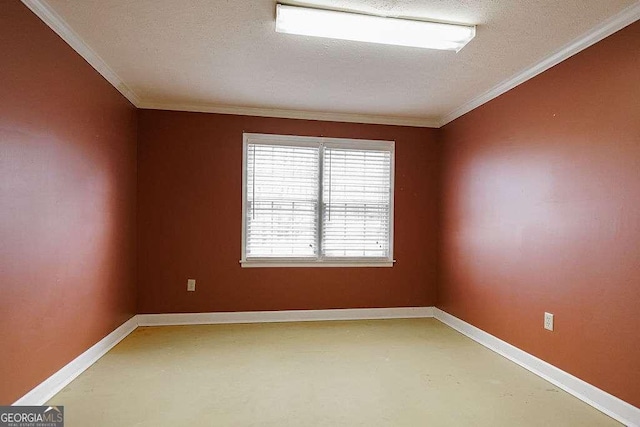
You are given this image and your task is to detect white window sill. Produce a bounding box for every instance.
[240,260,394,268]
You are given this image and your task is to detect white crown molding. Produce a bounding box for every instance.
[13,316,138,406]
[439,1,640,127]
[22,0,639,128]
[136,306,434,326]
[21,0,141,106]
[137,101,440,128]
[434,308,640,427]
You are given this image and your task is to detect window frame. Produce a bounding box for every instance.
[241,133,395,268]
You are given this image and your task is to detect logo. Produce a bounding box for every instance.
[0,406,64,427]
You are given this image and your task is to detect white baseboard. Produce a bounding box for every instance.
[137,306,434,326]
[433,308,639,427]
[13,316,138,406]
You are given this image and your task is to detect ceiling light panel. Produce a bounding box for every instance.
[275,4,476,52]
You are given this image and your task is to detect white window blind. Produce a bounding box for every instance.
[245,141,319,258]
[242,134,394,267]
[322,146,391,258]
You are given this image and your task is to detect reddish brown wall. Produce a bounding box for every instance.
[0,3,137,404]
[439,22,640,406]
[137,110,441,313]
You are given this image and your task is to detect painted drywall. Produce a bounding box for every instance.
[137,110,441,313]
[0,2,137,404]
[439,21,640,407]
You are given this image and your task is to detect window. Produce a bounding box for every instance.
[241,133,394,267]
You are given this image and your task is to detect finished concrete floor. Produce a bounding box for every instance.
[48,318,618,426]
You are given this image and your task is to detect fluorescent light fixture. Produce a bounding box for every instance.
[275,4,476,52]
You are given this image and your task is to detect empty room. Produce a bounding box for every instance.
[1,0,639,426]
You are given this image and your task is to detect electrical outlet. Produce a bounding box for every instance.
[544,312,554,331]
[187,279,196,292]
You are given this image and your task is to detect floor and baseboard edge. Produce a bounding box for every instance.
[15,306,637,426]
[12,315,139,406]
[12,307,433,405]
[136,306,435,326]
[433,308,640,427]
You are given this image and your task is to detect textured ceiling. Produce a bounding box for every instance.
[43,0,637,124]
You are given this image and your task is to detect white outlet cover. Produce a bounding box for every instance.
[187,279,196,291]
[544,312,554,331]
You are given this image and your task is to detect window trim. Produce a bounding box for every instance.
[241,133,395,268]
